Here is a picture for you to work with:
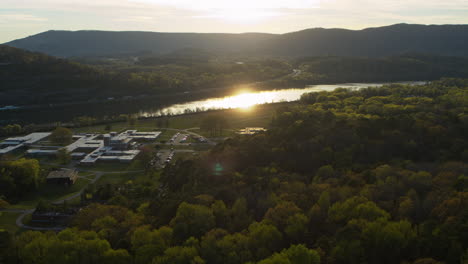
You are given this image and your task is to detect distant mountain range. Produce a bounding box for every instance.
[5,24,468,58]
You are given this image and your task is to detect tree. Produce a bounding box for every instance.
[313,165,335,182]
[50,127,72,145]
[258,244,320,264]
[328,196,389,224]
[0,230,13,264]
[284,213,309,242]
[15,229,117,264]
[170,202,215,242]
[264,201,302,231]
[153,246,205,264]
[56,148,71,165]
[361,219,416,264]
[211,200,229,228]
[131,225,173,264]
[228,198,252,232]
[247,221,283,260]
[102,249,132,264]
[0,158,40,199]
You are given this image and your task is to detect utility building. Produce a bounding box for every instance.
[46,169,78,186]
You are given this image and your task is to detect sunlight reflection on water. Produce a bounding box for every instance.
[140,82,425,117]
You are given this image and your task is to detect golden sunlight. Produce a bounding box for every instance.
[204,91,278,110]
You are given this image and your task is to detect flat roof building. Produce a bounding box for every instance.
[0,132,51,155]
[7,130,158,165]
[46,169,78,186]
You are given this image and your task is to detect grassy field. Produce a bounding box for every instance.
[77,159,145,172]
[8,178,90,209]
[0,212,21,234]
[72,102,291,135]
[157,130,178,143]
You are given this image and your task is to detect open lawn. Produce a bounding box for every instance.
[72,102,291,135]
[0,212,21,234]
[8,178,90,209]
[157,130,178,143]
[78,159,145,172]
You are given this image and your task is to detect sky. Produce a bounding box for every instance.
[1,0,467,43]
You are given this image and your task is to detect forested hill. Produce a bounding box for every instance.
[5,24,468,58]
[263,24,468,57]
[5,31,275,58]
[0,45,141,106]
[3,44,468,109]
[0,45,294,107]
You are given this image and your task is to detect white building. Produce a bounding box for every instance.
[0,133,51,155]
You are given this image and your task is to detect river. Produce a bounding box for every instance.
[140,82,425,117]
[0,82,425,125]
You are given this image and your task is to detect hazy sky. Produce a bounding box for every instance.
[1,0,467,43]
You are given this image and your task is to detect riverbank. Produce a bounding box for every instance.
[0,81,424,126]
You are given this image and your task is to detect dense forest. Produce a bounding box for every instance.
[1,79,467,264]
[262,55,468,88]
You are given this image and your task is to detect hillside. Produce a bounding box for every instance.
[2,44,468,114]
[5,24,468,58]
[263,24,468,57]
[5,31,275,58]
[0,45,144,106]
[0,45,294,108]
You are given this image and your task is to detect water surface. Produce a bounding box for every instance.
[141,82,424,117]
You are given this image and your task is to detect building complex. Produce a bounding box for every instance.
[0,130,161,165]
[0,132,51,155]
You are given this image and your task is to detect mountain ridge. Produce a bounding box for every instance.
[5,23,468,58]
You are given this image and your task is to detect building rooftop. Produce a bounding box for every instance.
[26,149,58,155]
[65,134,102,152]
[0,132,51,154]
[238,127,267,135]
[47,169,78,180]
[5,130,154,164]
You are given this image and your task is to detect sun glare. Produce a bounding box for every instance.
[229,93,260,109]
[203,91,278,111]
